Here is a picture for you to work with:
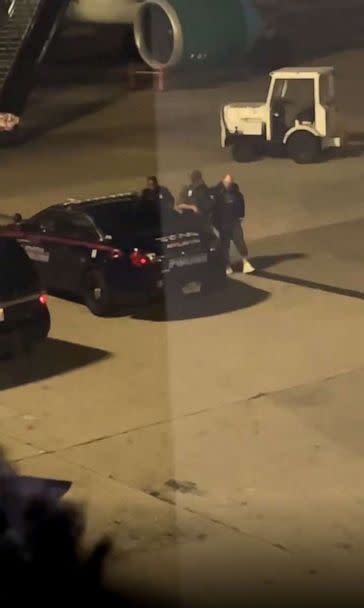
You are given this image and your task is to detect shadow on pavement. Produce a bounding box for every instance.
[0,338,111,390]
[314,133,364,162]
[133,279,271,322]
[255,269,364,302]
[333,132,364,160]
[249,253,306,271]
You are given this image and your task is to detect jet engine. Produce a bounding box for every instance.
[133,0,263,70]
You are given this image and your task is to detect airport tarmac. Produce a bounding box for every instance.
[2,47,364,239]
[1,46,364,604]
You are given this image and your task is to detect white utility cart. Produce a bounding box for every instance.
[221,66,342,163]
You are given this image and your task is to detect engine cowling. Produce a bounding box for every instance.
[133,0,263,70]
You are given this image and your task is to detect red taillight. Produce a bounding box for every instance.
[39,293,48,305]
[130,250,150,268]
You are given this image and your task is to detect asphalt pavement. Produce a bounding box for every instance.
[1,216,364,604]
[1,45,364,605]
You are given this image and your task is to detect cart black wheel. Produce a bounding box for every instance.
[286,131,321,164]
[232,137,259,163]
[83,271,113,316]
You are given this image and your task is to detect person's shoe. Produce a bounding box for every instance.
[243,260,255,274]
[226,266,234,276]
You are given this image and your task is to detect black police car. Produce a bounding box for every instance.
[6,194,226,316]
[0,235,50,357]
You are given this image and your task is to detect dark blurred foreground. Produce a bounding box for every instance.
[0,449,363,608]
[0,450,139,607]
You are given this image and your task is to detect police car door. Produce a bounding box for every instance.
[48,212,100,291]
[20,210,88,291]
[18,214,56,288]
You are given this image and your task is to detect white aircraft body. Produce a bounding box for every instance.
[66,0,139,24]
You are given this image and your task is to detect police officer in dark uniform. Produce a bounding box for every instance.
[141,176,175,210]
[177,170,215,230]
[213,174,255,275]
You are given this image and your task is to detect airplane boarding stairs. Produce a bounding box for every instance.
[0,0,69,118]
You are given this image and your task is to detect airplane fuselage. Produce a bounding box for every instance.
[65,0,265,72]
[66,0,138,24]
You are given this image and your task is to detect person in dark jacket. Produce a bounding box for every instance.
[141,176,175,210]
[213,174,254,275]
[177,170,215,229]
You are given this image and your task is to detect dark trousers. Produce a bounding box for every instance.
[220,220,248,266]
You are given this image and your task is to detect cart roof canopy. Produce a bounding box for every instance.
[270,66,334,79]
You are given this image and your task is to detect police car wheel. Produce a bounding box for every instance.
[83,271,113,316]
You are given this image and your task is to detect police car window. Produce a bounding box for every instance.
[69,213,98,240]
[26,211,57,233]
[38,217,56,233]
[56,213,98,241]
[89,200,178,238]
[89,199,207,241]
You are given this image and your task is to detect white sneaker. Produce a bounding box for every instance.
[226,266,234,276]
[243,260,255,274]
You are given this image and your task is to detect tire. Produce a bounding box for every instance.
[286,131,321,164]
[83,271,114,316]
[232,137,259,163]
